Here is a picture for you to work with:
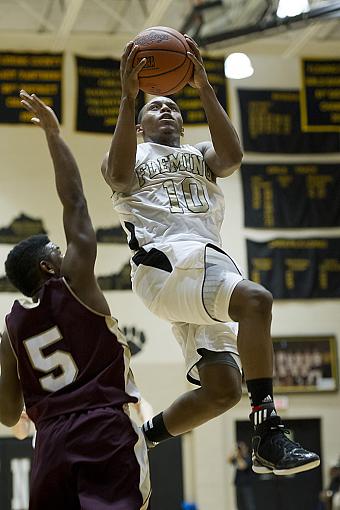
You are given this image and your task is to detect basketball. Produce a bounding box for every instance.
[132,26,194,96]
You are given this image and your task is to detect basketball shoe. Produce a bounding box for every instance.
[251,414,320,476]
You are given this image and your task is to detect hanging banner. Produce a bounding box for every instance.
[247,237,340,299]
[76,56,145,133]
[238,89,340,153]
[241,163,340,228]
[95,224,126,243]
[0,52,62,124]
[175,56,228,124]
[301,58,340,132]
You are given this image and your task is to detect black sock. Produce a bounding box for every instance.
[246,378,277,427]
[246,378,274,407]
[142,412,173,443]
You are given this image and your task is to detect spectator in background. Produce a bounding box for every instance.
[228,442,256,510]
[319,462,340,510]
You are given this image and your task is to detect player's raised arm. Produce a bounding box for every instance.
[0,331,24,427]
[185,35,243,178]
[19,91,102,301]
[101,43,146,193]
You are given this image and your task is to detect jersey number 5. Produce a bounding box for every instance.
[24,326,78,392]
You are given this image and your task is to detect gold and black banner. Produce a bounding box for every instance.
[76,56,145,133]
[174,56,228,124]
[0,52,62,124]
[247,237,340,299]
[301,58,340,132]
[241,163,340,228]
[238,89,340,153]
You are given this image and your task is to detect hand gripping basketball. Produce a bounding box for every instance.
[132,26,194,96]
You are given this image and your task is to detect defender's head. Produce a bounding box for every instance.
[136,96,184,145]
[5,234,63,297]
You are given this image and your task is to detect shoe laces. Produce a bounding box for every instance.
[269,423,302,450]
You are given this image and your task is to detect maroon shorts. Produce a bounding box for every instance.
[29,406,151,510]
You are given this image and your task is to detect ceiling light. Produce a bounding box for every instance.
[277,0,310,18]
[224,53,254,79]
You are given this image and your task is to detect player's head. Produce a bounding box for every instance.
[5,234,63,297]
[136,96,184,144]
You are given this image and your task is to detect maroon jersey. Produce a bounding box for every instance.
[5,278,138,424]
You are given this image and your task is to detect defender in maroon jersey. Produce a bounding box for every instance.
[0,91,150,510]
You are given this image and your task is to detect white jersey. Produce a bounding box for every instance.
[112,142,225,250]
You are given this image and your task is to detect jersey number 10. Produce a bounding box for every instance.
[163,177,209,213]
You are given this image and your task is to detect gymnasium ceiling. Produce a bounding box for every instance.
[1,0,340,56]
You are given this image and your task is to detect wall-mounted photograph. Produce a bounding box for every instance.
[273,336,338,393]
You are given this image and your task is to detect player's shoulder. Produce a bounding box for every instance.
[193,141,213,155]
[136,141,154,155]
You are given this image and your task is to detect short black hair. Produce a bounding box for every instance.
[5,234,51,297]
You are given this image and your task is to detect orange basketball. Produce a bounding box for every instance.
[132,26,193,96]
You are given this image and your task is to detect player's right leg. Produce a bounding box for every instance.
[229,280,320,475]
[199,247,319,475]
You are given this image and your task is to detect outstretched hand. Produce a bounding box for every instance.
[19,90,60,133]
[120,42,146,99]
[184,35,209,90]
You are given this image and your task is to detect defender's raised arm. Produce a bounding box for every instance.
[20,90,107,312]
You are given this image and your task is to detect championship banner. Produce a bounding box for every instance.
[0,52,62,124]
[301,58,340,132]
[238,89,340,153]
[241,163,340,228]
[247,237,340,299]
[76,56,145,133]
[175,56,228,124]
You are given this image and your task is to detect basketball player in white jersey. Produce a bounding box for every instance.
[101,36,320,475]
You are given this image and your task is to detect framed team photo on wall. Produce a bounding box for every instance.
[273,336,338,393]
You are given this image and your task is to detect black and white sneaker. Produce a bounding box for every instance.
[252,456,273,474]
[252,415,320,476]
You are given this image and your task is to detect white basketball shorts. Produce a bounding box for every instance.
[131,241,244,384]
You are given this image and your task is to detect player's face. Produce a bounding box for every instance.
[44,242,63,275]
[141,97,183,137]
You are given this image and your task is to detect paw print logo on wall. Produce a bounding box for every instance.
[122,326,146,356]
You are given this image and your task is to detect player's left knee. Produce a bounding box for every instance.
[206,378,242,413]
[242,285,273,319]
